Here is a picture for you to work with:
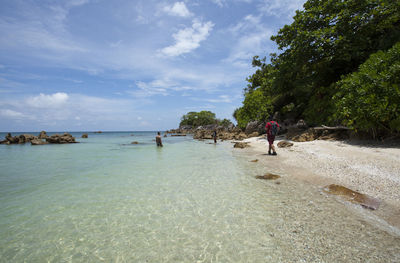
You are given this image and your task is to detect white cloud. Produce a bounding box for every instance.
[26,93,69,108]
[131,80,170,97]
[259,0,305,19]
[0,109,26,119]
[160,20,214,57]
[192,95,232,103]
[211,0,225,7]
[163,2,192,17]
[224,14,274,67]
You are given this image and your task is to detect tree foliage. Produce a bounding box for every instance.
[239,0,400,137]
[334,41,400,137]
[180,111,217,127]
[233,89,273,129]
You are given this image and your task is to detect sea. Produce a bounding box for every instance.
[0,131,399,262]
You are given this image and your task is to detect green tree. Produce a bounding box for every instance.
[179,111,217,127]
[334,41,400,137]
[247,0,400,125]
[233,89,273,129]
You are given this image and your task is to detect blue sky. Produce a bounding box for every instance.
[0,0,305,132]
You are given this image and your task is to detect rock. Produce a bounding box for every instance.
[46,133,77,144]
[31,139,48,145]
[233,133,247,140]
[18,134,38,144]
[277,141,294,148]
[250,159,258,162]
[81,133,88,138]
[164,134,167,137]
[38,131,48,139]
[256,173,281,180]
[245,121,266,135]
[296,119,308,129]
[5,133,19,144]
[131,141,139,144]
[247,131,259,138]
[233,142,250,148]
[288,128,318,142]
[323,184,381,210]
[94,131,102,133]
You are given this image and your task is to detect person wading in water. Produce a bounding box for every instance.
[156,132,163,147]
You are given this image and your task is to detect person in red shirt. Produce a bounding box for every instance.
[265,118,280,155]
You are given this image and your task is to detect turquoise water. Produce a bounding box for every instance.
[0,132,399,262]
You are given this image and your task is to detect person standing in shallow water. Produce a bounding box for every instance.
[212,130,217,143]
[156,132,163,147]
[265,117,280,155]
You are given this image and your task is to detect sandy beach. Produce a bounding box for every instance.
[241,135,400,232]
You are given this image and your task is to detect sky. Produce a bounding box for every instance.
[0,0,306,132]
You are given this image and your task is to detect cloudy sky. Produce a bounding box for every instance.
[0,0,305,132]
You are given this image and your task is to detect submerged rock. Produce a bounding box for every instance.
[256,173,281,180]
[233,142,250,148]
[131,141,139,144]
[323,184,381,210]
[277,141,294,148]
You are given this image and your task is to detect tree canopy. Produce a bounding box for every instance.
[179,111,233,128]
[236,0,400,137]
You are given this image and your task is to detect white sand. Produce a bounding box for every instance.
[242,136,400,228]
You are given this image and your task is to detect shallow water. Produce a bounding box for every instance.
[0,132,399,262]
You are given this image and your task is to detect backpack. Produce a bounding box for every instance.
[270,121,278,136]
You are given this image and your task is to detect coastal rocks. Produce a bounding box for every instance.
[256,173,281,180]
[18,134,38,143]
[46,133,77,144]
[131,141,139,144]
[81,133,88,138]
[0,133,38,144]
[323,184,381,210]
[38,131,48,139]
[1,132,78,145]
[286,126,350,142]
[296,119,308,129]
[247,132,259,138]
[245,121,265,135]
[277,141,294,148]
[31,139,48,145]
[233,142,250,148]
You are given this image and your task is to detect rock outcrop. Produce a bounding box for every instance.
[1,133,38,144]
[286,127,350,142]
[1,132,78,145]
[46,133,78,144]
[245,121,266,135]
[38,131,48,139]
[82,133,88,138]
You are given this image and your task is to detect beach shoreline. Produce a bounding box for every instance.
[240,136,400,232]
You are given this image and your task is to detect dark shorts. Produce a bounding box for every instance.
[267,135,275,145]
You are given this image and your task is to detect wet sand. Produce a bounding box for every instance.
[241,136,400,232]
